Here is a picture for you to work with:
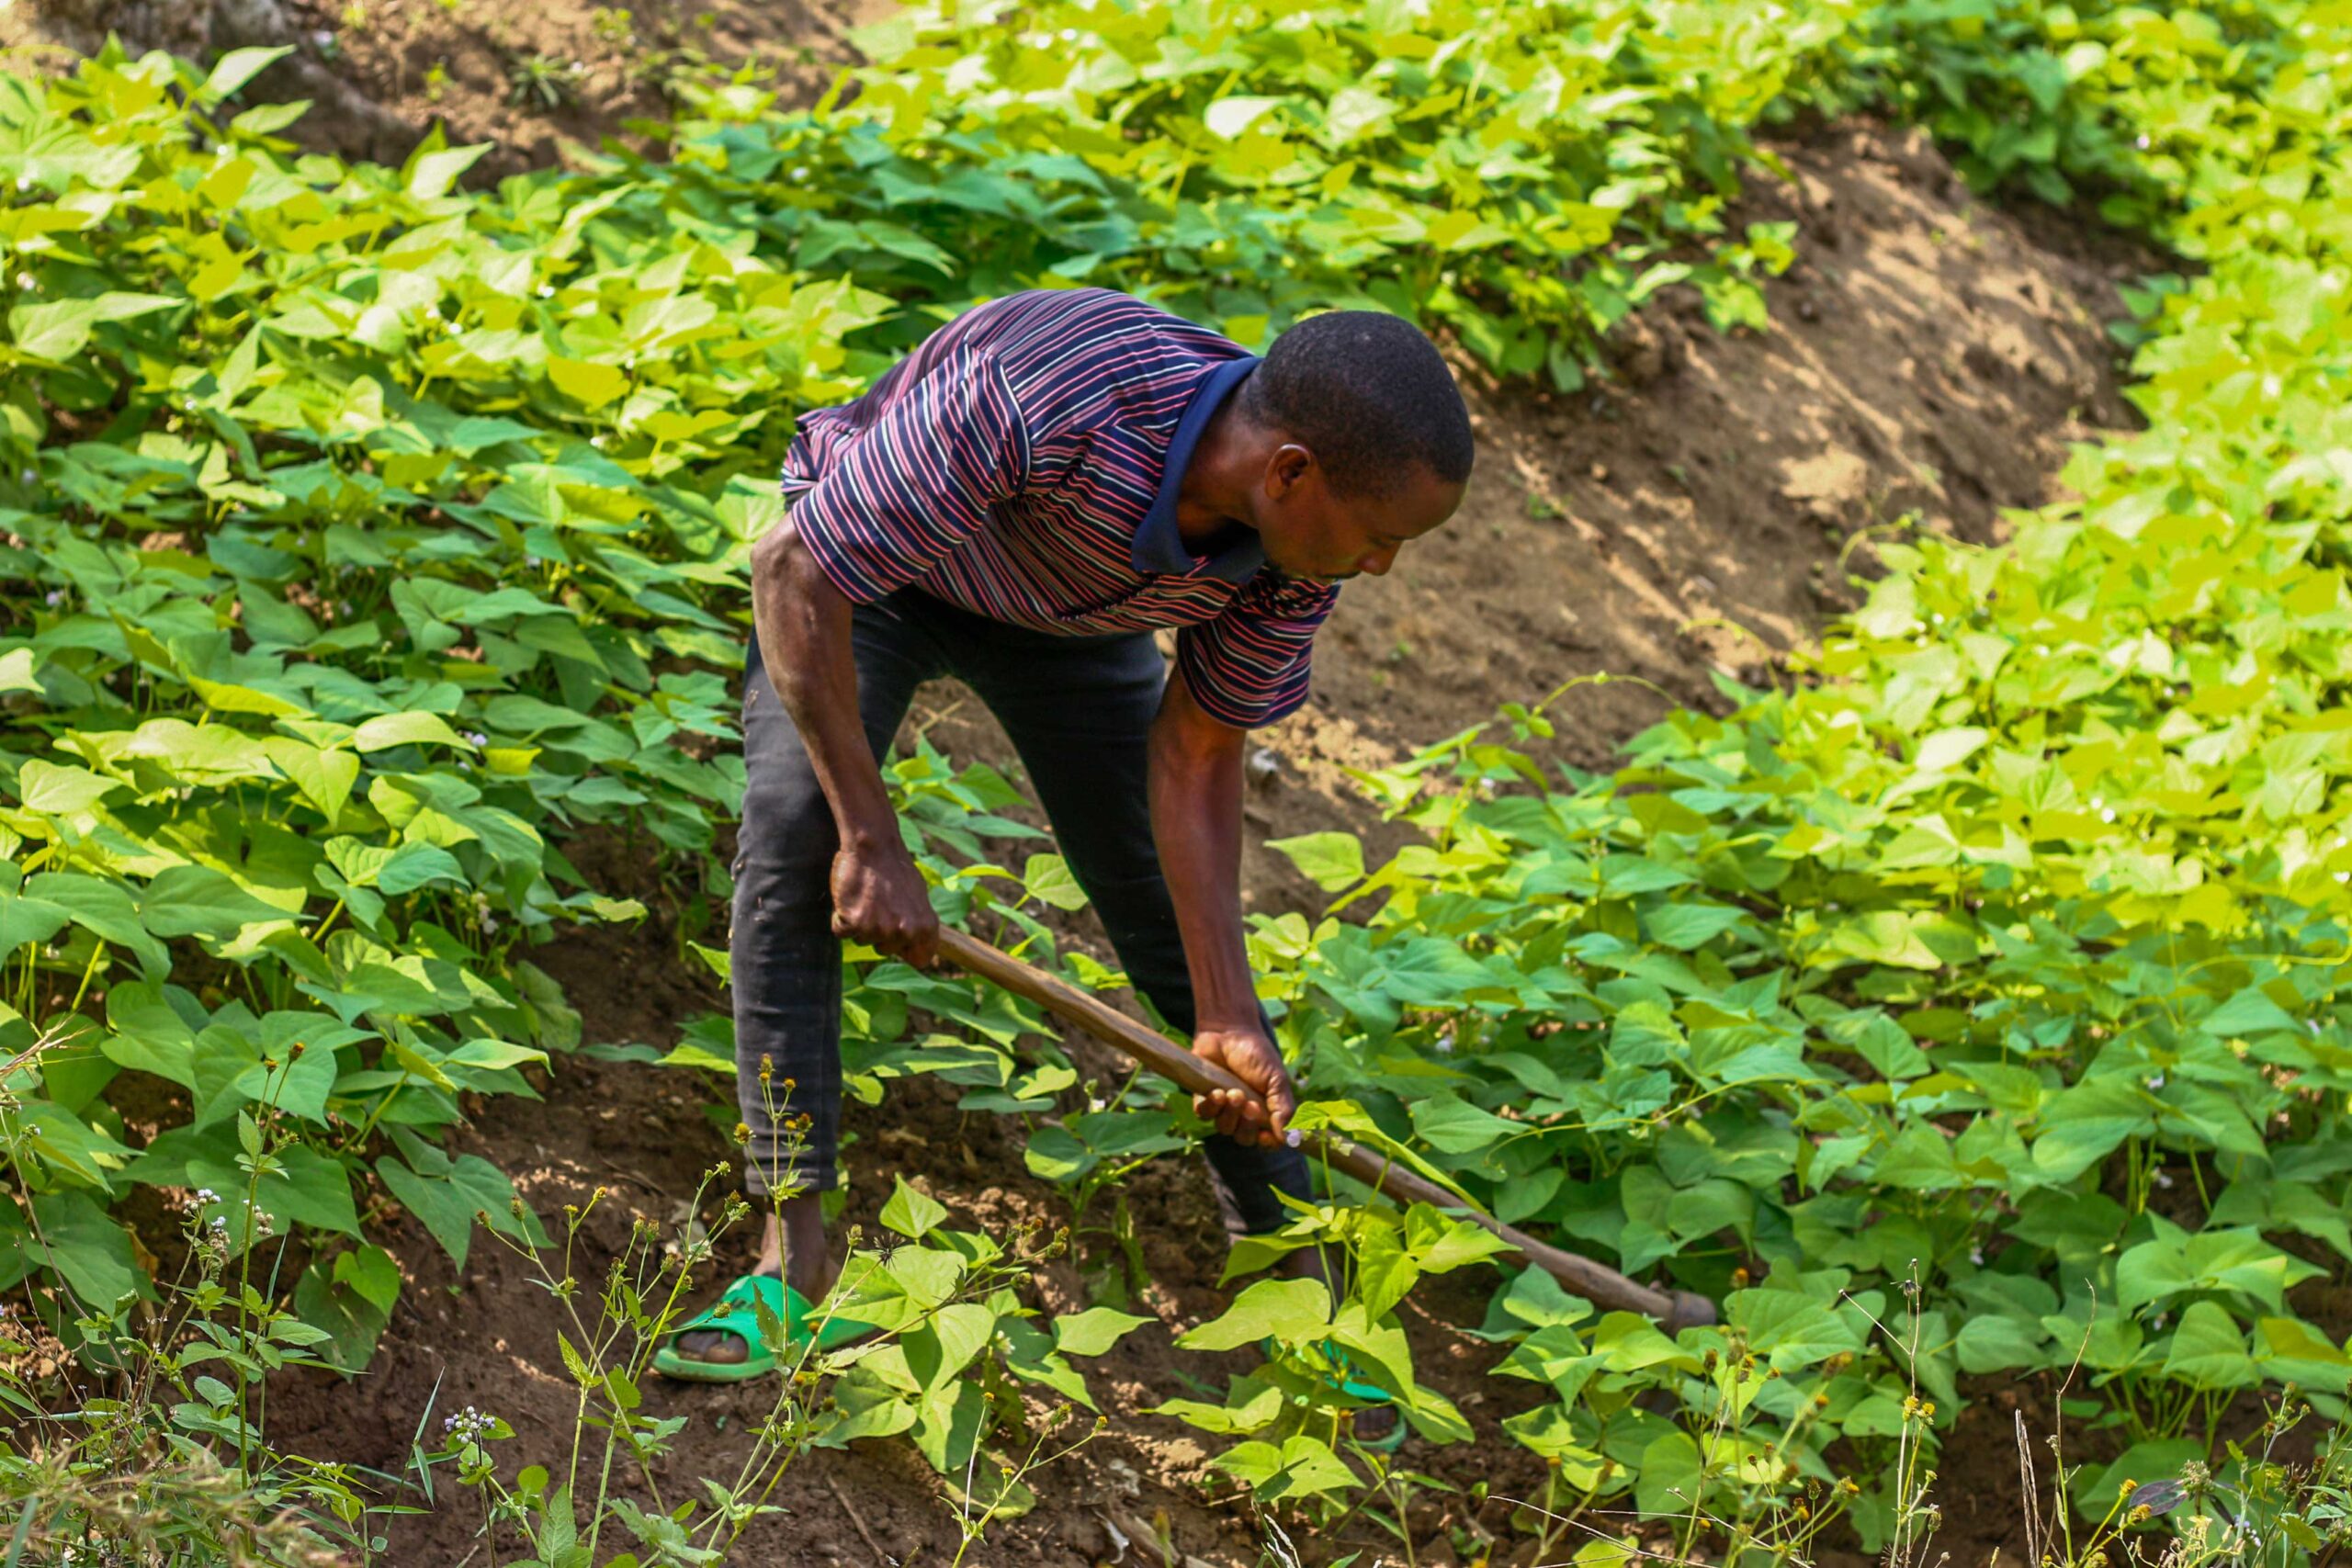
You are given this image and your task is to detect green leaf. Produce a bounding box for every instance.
[1955,1313,2048,1373]
[2161,1302,2257,1391]
[1634,1429,1704,1519]
[139,865,292,941]
[352,711,468,752]
[1204,96,1283,140]
[0,891,69,957]
[1151,1382,1283,1434]
[1726,1289,1866,1371]
[1020,852,1089,911]
[1409,1094,1521,1156]
[29,1191,146,1309]
[549,356,629,409]
[9,293,177,361]
[0,647,40,693]
[17,760,121,815]
[1642,902,1747,951]
[293,1243,401,1372]
[406,141,492,200]
[1210,1434,1359,1501]
[376,1147,534,1268]
[1177,1277,1331,1353]
[202,46,294,100]
[1052,1305,1150,1358]
[1268,831,1365,892]
[879,1175,948,1240]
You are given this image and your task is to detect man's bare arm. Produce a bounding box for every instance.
[1147,670,1297,1148]
[750,518,937,965]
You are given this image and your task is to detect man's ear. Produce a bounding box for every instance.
[1263,442,1315,499]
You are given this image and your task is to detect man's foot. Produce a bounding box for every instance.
[669,1268,776,1367]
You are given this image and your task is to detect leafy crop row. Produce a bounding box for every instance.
[1139,0,2352,1537]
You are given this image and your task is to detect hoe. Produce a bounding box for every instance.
[939,927,1717,1334]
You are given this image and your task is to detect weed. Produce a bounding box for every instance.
[506,52,584,110]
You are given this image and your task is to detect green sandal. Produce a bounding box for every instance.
[653,1272,877,1384]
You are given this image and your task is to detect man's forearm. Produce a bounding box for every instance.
[750,521,896,848]
[1147,674,1259,1032]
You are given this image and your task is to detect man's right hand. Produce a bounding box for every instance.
[830,838,939,967]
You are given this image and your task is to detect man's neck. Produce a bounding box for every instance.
[1174,385,1265,555]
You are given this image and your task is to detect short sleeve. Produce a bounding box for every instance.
[1175,572,1339,729]
[787,349,1031,604]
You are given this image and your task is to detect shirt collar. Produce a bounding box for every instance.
[1132,355,1264,584]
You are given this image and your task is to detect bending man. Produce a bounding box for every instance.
[659,287,1472,1381]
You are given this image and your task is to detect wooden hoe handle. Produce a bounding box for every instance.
[934,926,1716,1333]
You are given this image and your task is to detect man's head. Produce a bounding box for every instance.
[1234,310,1474,585]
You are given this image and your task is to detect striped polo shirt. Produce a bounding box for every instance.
[776,288,1340,729]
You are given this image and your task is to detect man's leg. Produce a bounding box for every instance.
[938,607,1314,1242]
[673,594,943,1364]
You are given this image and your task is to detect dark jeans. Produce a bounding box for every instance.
[730,587,1312,1239]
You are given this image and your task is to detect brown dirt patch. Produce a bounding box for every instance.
[4,0,885,173]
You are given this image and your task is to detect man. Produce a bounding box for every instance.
[656,287,1471,1381]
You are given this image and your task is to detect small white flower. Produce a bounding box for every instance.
[195,1187,220,1204]
[1283,1128,1303,1149]
[789,165,809,183]
[13,176,28,193]
[18,468,32,485]
[462,730,488,747]
[424,305,441,321]
[525,554,542,568]
[2100,807,2117,823]
[481,913,498,933]
[2134,134,2151,151]
[590,434,605,448]
[2147,1073,2165,1090]
[2155,1170,2175,1189]
[1969,1246,1985,1266]
[43,589,63,607]
[2338,872,2350,885]
[537,284,555,299]
[12,273,31,290]
[2309,1019,2324,1036]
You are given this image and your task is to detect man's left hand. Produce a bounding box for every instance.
[1192,1026,1299,1149]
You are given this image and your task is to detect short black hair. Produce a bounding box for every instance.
[1240,310,1475,498]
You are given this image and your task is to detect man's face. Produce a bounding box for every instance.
[1248,445,1464,586]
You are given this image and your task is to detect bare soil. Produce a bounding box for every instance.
[5,5,2170,1561]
